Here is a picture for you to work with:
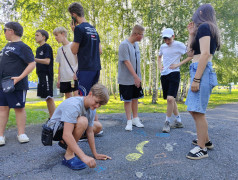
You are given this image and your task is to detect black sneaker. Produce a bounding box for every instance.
[186,146,208,160]
[192,139,214,149]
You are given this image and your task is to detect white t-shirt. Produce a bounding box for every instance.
[159,40,186,76]
[56,42,78,82]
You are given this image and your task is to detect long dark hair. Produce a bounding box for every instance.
[191,4,220,51]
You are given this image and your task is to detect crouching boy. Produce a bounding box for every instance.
[47,83,111,170]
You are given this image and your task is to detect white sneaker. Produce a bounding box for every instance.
[0,136,6,146]
[17,134,30,143]
[125,120,133,131]
[132,117,144,128]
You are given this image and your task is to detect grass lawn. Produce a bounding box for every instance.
[6,90,238,129]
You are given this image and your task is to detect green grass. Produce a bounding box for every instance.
[6,90,238,129]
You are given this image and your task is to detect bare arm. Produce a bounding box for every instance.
[12,61,36,85]
[57,64,60,89]
[71,42,79,55]
[63,122,96,168]
[35,58,50,65]
[191,36,211,92]
[170,56,193,69]
[99,43,102,55]
[124,60,141,88]
[157,55,163,72]
[86,127,111,160]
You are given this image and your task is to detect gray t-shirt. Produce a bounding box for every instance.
[118,39,141,85]
[47,96,95,133]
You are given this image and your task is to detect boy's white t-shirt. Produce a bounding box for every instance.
[56,42,78,82]
[159,40,187,76]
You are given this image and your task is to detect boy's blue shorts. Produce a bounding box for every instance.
[0,89,27,108]
[77,70,100,96]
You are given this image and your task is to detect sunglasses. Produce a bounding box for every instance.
[4,28,12,33]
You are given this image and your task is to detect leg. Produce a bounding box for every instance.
[93,121,102,134]
[0,106,10,136]
[166,96,175,118]
[73,90,79,96]
[190,112,209,148]
[64,116,88,159]
[131,99,138,119]
[46,98,55,118]
[65,92,73,99]
[14,108,26,135]
[124,102,132,120]
[173,101,179,116]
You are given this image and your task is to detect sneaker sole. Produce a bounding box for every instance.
[186,154,209,160]
[132,124,144,128]
[192,142,214,150]
[170,126,184,129]
[0,144,5,146]
[162,130,170,133]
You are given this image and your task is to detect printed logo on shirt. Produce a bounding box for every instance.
[39,51,44,55]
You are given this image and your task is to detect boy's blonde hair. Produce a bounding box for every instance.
[90,83,109,105]
[132,25,144,35]
[53,27,68,37]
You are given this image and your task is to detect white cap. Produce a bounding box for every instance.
[162,28,174,38]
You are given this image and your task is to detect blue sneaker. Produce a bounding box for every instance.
[62,156,87,170]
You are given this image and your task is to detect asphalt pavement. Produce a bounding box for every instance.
[0,103,238,180]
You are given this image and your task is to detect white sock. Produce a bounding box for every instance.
[166,116,171,122]
[176,115,181,122]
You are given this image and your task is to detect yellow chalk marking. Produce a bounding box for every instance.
[136,141,149,154]
[126,153,142,161]
[126,141,149,161]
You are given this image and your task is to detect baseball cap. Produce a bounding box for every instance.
[162,28,174,38]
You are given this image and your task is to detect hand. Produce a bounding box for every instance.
[159,66,163,72]
[169,64,178,69]
[191,81,200,92]
[70,20,76,32]
[94,153,112,161]
[187,22,196,35]
[73,73,77,80]
[57,81,60,89]
[134,76,141,88]
[81,155,96,168]
[11,77,21,85]
[187,49,194,57]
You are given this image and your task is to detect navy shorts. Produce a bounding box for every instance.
[119,84,144,102]
[0,89,27,108]
[161,72,180,99]
[77,70,100,96]
[60,80,79,93]
[37,74,53,98]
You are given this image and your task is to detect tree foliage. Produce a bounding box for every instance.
[0,0,237,101]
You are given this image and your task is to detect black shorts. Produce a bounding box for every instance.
[60,80,79,93]
[161,72,180,99]
[0,89,27,108]
[37,74,54,98]
[53,122,64,141]
[119,84,144,102]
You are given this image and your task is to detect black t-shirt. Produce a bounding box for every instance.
[74,22,101,71]
[192,23,217,55]
[0,41,34,90]
[35,43,54,78]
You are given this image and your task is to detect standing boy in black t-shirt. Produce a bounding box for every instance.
[35,30,55,118]
[0,22,36,146]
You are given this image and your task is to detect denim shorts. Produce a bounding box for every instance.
[185,62,218,114]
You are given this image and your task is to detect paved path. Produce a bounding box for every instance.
[1,103,238,180]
